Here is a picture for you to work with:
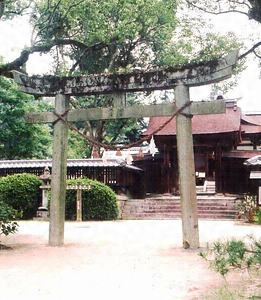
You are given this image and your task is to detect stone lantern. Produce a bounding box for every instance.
[37,166,51,219]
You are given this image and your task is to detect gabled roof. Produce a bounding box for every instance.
[143,106,242,136]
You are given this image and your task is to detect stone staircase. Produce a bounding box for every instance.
[119,195,239,220]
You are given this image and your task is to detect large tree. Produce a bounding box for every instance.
[0,0,247,156]
[0,0,178,77]
[0,0,257,77]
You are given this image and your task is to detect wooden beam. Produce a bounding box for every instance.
[25,100,226,123]
[12,51,238,96]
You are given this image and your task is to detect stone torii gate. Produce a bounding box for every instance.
[13,51,238,249]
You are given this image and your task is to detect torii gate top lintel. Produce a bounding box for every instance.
[12,51,238,97]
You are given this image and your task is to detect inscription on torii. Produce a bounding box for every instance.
[12,51,238,249]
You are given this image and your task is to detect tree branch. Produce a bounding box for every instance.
[0,38,118,77]
[185,0,249,17]
[238,41,261,59]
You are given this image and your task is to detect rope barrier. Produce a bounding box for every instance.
[53,101,192,151]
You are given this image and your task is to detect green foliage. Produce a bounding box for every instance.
[0,173,42,219]
[254,208,261,225]
[31,0,177,74]
[0,77,52,159]
[68,93,147,156]
[200,236,261,276]
[0,0,31,20]
[65,178,118,221]
[160,13,243,67]
[67,129,90,159]
[0,200,19,236]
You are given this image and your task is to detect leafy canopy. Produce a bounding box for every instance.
[31,0,178,75]
[0,76,52,159]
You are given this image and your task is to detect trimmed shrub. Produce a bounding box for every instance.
[65,178,118,220]
[0,173,42,219]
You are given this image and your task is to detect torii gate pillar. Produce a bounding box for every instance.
[175,84,199,248]
[49,94,69,246]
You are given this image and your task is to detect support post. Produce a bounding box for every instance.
[49,94,69,246]
[175,84,199,249]
[215,143,222,193]
[76,183,82,222]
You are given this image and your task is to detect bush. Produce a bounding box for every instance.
[0,173,42,219]
[65,178,118,221]
[0,200,19,236]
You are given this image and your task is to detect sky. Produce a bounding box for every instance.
[190,12,261,112]
[0,10,260,112]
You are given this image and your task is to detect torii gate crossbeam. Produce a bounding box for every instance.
[12,51,238,249]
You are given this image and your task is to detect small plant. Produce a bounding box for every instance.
[204,285,245,300]
[237,195,258,222]
[199,236,261,277]
[0,200,19,236]
[254,208,261,225]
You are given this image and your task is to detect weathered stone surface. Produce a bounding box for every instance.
[49,94,69,246]
[12,51,238,96]
[25,100,226,123]
[175,84,199,249]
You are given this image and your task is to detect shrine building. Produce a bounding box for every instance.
[138,99,261,196]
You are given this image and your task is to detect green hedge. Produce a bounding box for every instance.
[65,178,118,220]
[0,173,42,219]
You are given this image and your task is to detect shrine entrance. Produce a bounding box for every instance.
[13,51,238,249]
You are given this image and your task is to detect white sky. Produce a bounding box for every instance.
[0,11,260,112]
[190,12,261,112]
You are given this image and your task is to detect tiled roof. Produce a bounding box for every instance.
[0,159,125,169]
[243,114,261,125]
[143,107,242,136]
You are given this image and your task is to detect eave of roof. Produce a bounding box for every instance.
[242,114,261,126]
[241,114,261,134]
[223,150,261,159]
[0,159,126,169]
[143,107,242,136]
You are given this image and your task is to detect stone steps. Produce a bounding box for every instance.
[120,196,239,220]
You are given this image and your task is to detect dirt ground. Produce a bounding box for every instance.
[0,219,260,300]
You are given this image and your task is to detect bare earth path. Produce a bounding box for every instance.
[0,219,260,300]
